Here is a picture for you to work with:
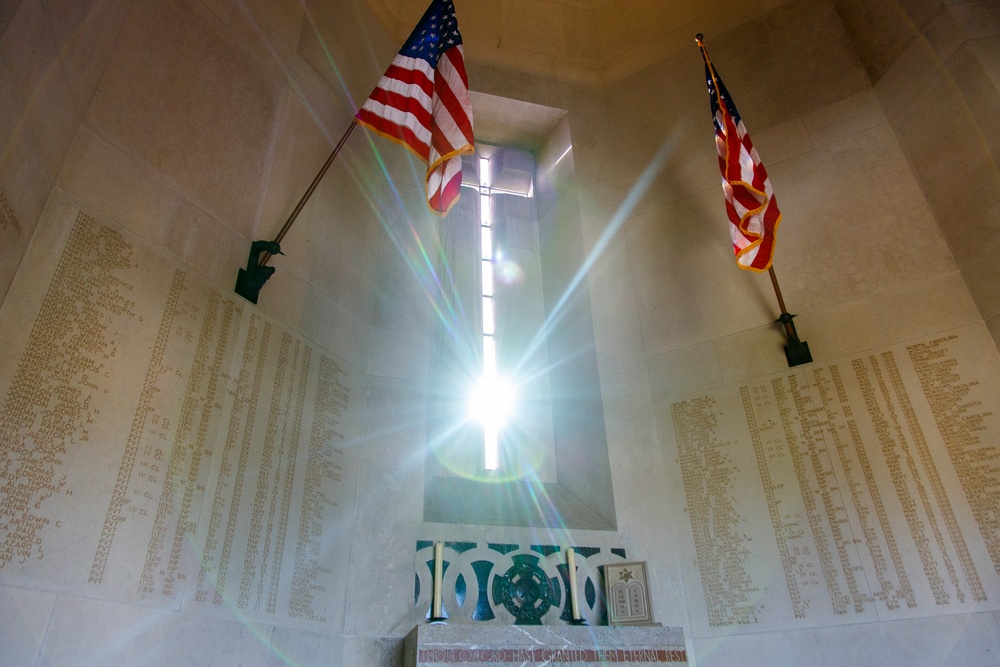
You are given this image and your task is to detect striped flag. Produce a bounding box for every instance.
[697,36,781,272]
[356,0,474,216]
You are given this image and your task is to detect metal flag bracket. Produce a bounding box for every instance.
[234,240,283,304]
[769,268,812,367]
[233,121,358,305]
[776,311,812,367]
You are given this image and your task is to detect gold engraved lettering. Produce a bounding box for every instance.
[883,350,983,601]
[90,267,183,584]
[229,317,271,609]
[672,397,759,627]
[0,192,21,234]
[741,385,806,618]
[826,364,915,609]
[857,355,952,604]
[288,355,347,622]
[909,337,998,582]
[772,376,848,614]
[196,313,265,605]
[0,212,138,578]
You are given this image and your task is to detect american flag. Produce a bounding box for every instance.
[356,0,474,216]
[697,36,781,272]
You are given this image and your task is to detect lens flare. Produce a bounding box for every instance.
[494,257,525,285]
[469,375,517,430]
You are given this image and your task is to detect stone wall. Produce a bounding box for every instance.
[1,1,999,666]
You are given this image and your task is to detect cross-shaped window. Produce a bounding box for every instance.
[468,153,523,470]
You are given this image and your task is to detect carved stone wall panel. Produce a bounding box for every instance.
[0,196,362,632]
[668,325,1000,636]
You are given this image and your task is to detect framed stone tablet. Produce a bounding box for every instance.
[605,561,654,625]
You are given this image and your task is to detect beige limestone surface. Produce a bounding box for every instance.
[3,0,1000,666]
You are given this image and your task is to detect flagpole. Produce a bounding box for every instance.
[234,120,359,303]
[768,266,812,367]
[768,266,788,313]
[695,34,721,104]
[264,120,359,263]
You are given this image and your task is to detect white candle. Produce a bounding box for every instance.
[432,542,444,619]
[567,547,582,620]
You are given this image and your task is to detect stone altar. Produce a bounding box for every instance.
[403,623,687,666]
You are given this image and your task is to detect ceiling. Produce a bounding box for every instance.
[364,0,793,85]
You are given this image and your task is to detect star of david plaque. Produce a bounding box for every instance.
[604,561,654,625]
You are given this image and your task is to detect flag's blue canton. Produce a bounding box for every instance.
[400,0,463,66]
[704,64,742,129]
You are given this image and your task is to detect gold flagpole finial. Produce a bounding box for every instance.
[695,33,712,66]
[696,33,719,93]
